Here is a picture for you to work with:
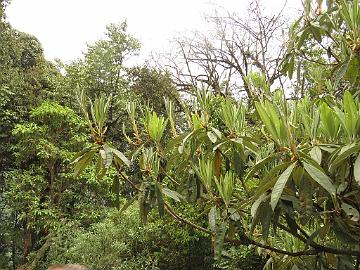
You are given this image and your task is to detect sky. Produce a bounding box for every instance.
[5,0,302,63]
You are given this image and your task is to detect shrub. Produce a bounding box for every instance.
[42,205,212,270]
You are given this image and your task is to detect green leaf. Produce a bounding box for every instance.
[245,153,278,181]
[101,144,113,168]
[305,228,321,248]
[319,102,340,139]
[214,222,227,260]
[252,162,292,201]
[344,56,360,84]
[207,131,217,143]
[211,127,222,138]
[162,188,186,202]
[355,154,360,185]
[165,132,187,152]
[270,162,297,210]
[208,207,226,260]
[303,0,311,17]
[208,206,217,233]
[292,166,304,185]
[309,22,322,42]
[309,146,322,164]
[95,155,106,179]
[255,101,278,142]
[341,202,359,221]
[330,143,360,171]
[155,183,165,217]
[260,202,273,241]
[112,148,131,167]
[119,196,137,214]
[333,55,351,88]
[333,216,360,243]
[250,195,272,238]
[288,56,295,79]
[112,177,120,209]
[251,193,268,218]
[296,27,310,49]
[233,150,244,177]
[71,146,98,163]
[73,151,95,177]
[214,171,234,207]
[139,192,147,224]
[303,162,336,195]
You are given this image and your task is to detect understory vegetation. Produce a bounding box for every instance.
[1,0,360,269]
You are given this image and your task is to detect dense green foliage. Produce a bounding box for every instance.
[40,205,213,270]
[1,0,360,270]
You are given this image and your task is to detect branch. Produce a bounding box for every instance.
[277,222,360,257]
[115,162,360,258]
[163,202,318,257]
[164,203,211,234]
[116,167,142,192]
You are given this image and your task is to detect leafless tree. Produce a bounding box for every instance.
[154,0,290,100]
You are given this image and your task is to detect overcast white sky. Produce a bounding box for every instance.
[6,0,302,63]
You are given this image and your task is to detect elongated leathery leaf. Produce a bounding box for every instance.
[355,154,360,185]
[208,206,226,260]
[162,188,186,202]
[270,162,297,210]
[112,148,131,167]
[255,101,279,143]
[303,162,336,195]
[101,144,113,168]
[73,150,96,177]
[155,183,165,217]
[309,146,322,165]
[330,143,360,171]
[245,153,278,181]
